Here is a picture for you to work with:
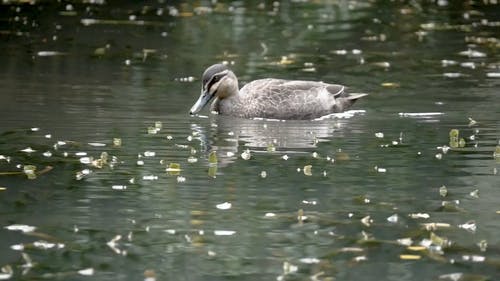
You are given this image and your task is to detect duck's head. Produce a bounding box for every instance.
[189,64,239,115]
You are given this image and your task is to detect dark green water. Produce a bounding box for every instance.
[0,1,499,280]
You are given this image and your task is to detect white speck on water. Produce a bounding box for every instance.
[112,185,127,190]
[125,59,131,66]
[387,214,399,223]
[260,171,267,178]
[265,212,276,217]
[88,142,106,147]
[216,202,232,210]
[458,49,486,58]
[375,132,384,138]
[137,160,144,166]
[187,156,198,163]
[460,62,476,69]
[4,224,36,233]
[79,157,92,164]
[441,59,458,66]
[443,72,464,78]
[177,176,186,183]
[397,238,413,246]
[469,189,479,198]
[144,151,156,157]
[409,213,430,219]
[486,72,500,78]
[142,175,158,181]
[458,220,477,233]
[214,230,236,236]
[78,268,94,276]
[299,258,320,264]
[20,147,36,153]
[435,153,443,160]
[43,151,52,157]
[10,244,24,251]
[226,151,235,157]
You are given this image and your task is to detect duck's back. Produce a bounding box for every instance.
[220,79,348,120]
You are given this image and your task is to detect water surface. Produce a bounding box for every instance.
[0,1,499,280]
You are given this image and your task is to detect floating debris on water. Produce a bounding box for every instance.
[216,202,232,210]
[399,112,444,118]
[441,59,458,66]
[399,254,421,260]
[213,230,236,236]
[78,268,95,276]
[397,238,413,246]
[443,72,464,78]
[144,269,156,281]
[458,49,487,58]
[361,216,372,226]
[88,142,106,147]
[439,185,448,197]
[458,220,477,233]
[297,209,308,223]
[409,213,430,219]
[166,163,181,174]
[303,165,312,176]
[469,189,479,198]
[113,138,122,147]
[112,185,127,190]
[0,265,13,280]
[260,171,267,178]
[20,147,36,153]
[4,224,36,233]
[208,151,218,164]
[486,72,500,78]
[241,149,251,160]
[375,132,384,138]
[477,240,487,252]
[387,214,399,223]
[142,175,158,181]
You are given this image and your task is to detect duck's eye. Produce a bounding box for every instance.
[212,75,220,82]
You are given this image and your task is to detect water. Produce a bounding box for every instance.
[1,1,499,280]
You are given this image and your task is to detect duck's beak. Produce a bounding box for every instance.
[189,89,214,115]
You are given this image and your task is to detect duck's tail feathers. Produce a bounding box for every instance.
[347,93,368,101]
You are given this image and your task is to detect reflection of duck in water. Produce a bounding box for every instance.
[189,64,368,120]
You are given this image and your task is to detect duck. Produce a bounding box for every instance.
[189,64,368,120]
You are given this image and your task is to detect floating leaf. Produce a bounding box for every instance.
[208,165,217,178]
[430,232,449,247]
[267,143,276,152]
[399,254,421,260]
[477,240,487,252]
[113,138,122,147]
[208,151,217,164]
[23,165,37,180]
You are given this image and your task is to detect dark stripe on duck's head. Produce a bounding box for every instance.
[202,64,229,90]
